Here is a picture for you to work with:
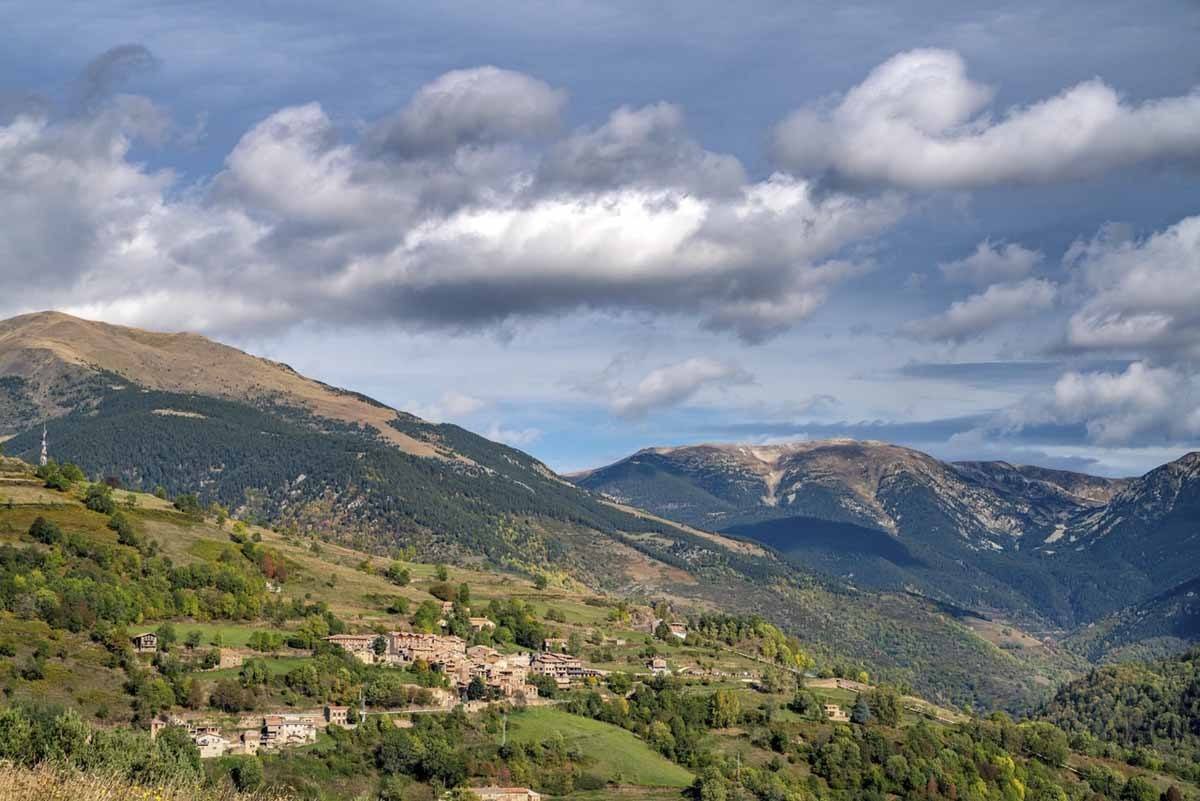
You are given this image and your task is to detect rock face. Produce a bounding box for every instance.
[577,440,1199,641]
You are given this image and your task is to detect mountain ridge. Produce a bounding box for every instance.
[576,438,1200,650]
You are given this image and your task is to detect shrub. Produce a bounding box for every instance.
[83,483,116,514]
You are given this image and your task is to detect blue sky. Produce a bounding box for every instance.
[2,1,1200,475]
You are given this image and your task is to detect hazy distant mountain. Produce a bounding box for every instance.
[576,440,1200,649]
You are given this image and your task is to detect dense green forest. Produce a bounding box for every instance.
[1041,647,1200,783]
[3,383,664,568]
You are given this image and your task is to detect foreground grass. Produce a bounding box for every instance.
[0,763,287,801]
[508,708,694,788]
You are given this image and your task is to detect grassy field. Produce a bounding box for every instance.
[508,707,694,789]
[0,763,283,801]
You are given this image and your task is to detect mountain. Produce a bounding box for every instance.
[0,311,1083,711]
[0,456,1166,801]
[0,311,670,573]
[576,440,1200,642]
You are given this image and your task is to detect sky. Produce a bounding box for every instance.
[2,0,1199,476]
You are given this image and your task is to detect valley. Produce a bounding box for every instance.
[0,312,1197,800]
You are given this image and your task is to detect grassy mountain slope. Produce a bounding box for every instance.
[0,313,1084,710]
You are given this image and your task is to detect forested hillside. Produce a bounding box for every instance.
[1042,647,1200,783]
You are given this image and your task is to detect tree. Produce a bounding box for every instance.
[136,678,176,717]
[533,574,549,590]
[240,658,270,687]
[708,690,741,728]
[868,686,901,727]
[185,630,203,650]
[231,756,264,791]
[435,563,449,581]
[851,694,871,725]
[83,483,116,514]
[28,516,62,545]
[373,635,388,657]
[108,512,140,548]
[385,562,411,586]
[60,463,86,483]
[466,676,488,701]
[173,493,203,517]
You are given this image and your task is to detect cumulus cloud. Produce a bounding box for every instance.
[1064,216,1200,361]
[939,240,1043,286]
[484,423,542,447]
[903,277,1057,343]
[772,48,1200,189]
[540,102,745,195]
[405,392,486,422]
[364,66,565,157]
[1001,362,1200,446]
[0,56,904,344]
[610,357,753,418]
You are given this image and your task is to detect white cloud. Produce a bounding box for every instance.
[1065,216,1200,360]
[904,277,1057,343]
[772,48,1200,189]
[939,240,1043,286]
[0,68,905,344]
[1051,362,1200,445]
[610,357,753,418]
[991,361,1200,448]
[484,423,542,447]
[404,391,486,422]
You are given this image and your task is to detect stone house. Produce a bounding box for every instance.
[194,732,230,759]
[824,703,849,723]
[324,705,351,727]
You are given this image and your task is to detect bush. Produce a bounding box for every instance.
[84,484,116,514]
[28,516,63,545]
[230,756,264,791]
[173,493,203,517]
[108,512,141,548]
[385,563,411,586]
[428,582,457,602]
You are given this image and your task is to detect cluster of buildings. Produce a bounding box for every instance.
[325,630,604,698]
[152,706,352,758]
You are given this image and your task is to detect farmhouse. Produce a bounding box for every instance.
[824,703,849,723]
[193,732,230,759]
[262,713,320,747]
[469,617,496,632]
[648,657,670,675]
[131,631,158,653]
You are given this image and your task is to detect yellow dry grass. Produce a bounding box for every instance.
[0,763,290,801]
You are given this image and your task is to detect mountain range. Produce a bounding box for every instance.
[576,441,1200,653]
[1,310,1196,706]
